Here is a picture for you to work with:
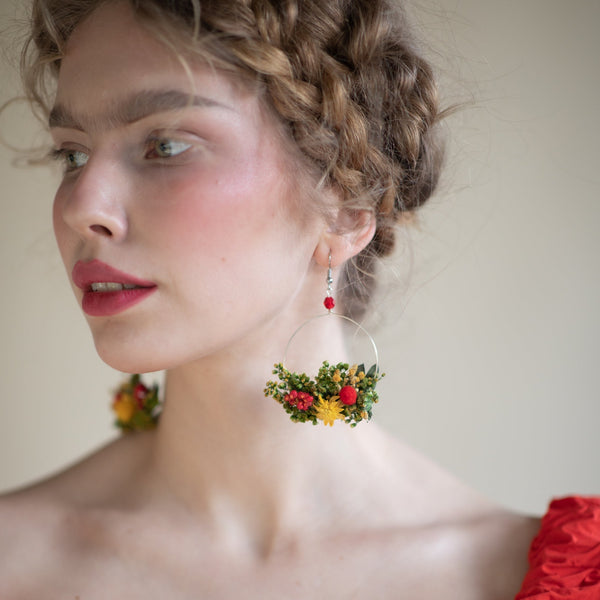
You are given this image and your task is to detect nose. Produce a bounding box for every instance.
[57,157,129,242]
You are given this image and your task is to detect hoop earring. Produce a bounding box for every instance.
[112,373,161,432]
[264,253,384,427]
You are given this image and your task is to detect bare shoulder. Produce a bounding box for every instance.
[0,433,154,598]
[424,507,541,599]
[0,486,68,598]
[356,430,542,598]
[316,503,540,600]
[468,508,540,597]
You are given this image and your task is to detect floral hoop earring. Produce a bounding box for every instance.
[111,373,161,432]
[264,253,384,427]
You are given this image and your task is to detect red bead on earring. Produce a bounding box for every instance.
[324,252,335,310]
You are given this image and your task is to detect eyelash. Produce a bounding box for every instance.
[49,136,194,173]
[49,148,89,172]
[144,137,193,159]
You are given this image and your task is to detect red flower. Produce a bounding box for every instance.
[339,386,357,405]
[284,390,314,411]
[133,383,149,408]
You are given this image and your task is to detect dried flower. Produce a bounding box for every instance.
[285,390,314,411]
[112,392,136,423]
[133,383,149,408]
[339,386,357,406]
[264,361,384,427]
[315,396,345,426]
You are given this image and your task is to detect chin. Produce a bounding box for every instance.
[93,338,167,374]
[98,354,162,375]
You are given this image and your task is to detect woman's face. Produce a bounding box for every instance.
[50,1,324,373]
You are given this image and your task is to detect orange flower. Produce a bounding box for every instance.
[113,392,136,423]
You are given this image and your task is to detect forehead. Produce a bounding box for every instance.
[58,1,179,87]
[53,1,257,130]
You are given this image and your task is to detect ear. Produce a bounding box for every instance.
[313,209,376,269]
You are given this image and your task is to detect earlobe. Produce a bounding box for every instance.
[313,210,376,268]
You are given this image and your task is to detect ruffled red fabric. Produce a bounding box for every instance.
[515,496,600,599]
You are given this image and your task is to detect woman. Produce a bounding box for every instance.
[0,1,597,598]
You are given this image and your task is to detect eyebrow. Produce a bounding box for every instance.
[48,89,232,130]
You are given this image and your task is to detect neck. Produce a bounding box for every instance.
[139,321,395,557]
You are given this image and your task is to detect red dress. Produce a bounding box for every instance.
[515,496,600,599]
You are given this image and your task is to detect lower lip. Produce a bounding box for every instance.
[82,287,157,317]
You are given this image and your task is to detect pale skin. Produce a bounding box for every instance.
[0,3,540,598]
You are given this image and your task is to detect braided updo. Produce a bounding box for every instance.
[22,0,445,318]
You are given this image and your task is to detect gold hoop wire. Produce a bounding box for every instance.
[283,311,380,373]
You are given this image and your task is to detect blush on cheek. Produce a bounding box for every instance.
[155,162,286,233]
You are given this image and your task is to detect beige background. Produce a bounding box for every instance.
[1,0,598,515]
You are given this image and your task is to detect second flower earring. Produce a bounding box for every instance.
[264,253,384,427]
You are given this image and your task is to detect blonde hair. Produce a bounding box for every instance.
[22,0,445,318]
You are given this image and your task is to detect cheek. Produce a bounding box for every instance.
[141,161,318,316]
[144,161,291,260]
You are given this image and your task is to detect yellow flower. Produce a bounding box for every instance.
[113,392,136,423]
[358,372,366,381]
[314,396,345,427]
[332,370,342,383]
[348,364,358,377]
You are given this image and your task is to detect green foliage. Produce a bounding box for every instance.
[264,361,384,427]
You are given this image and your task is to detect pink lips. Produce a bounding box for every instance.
[72,259,157,317]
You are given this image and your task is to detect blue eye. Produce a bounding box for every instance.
[146,138,192,159]
[51,148,89,172]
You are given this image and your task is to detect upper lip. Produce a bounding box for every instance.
[72,259,156,291]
